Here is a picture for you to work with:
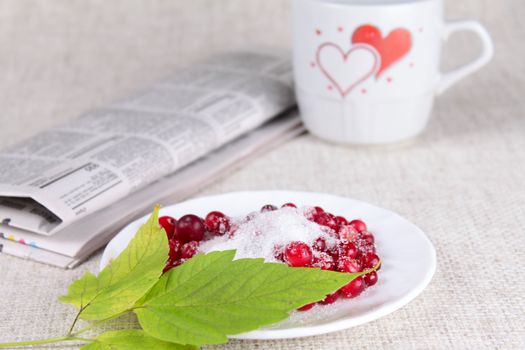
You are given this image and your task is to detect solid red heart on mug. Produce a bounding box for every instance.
[293,0,493,145]
[351,24,412,78]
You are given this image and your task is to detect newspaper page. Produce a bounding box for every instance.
[0,112,304,268]
[0,51,294,236]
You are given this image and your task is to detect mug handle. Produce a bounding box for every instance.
[436,20,494,95]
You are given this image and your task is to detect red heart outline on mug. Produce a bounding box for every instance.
[316,43,380,98]
[351,24,412,78]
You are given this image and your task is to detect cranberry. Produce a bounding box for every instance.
[339,276,366,298]
[338,224,359,242]
[327,245,341,261]
[297,303,315,312]
[337,257,362,273]
[340,242,359,259]
[159,216,177,239]
[316,212,339,231]
[335,216,348,227]
[305,206,324,221]
[359,241,376,255]
[364,271,378,287]
[176,215,206,242]
[261,204,277,212]
[284,241,313,267]
[320,292,339,305]
[204,211,230,236]
[313,237,327,252]
[312,252,335,270]
[282,202,297,208]
[168,239,182,260]
[350,219,367,233]
[313,206,324,215]
[181,241,200,259]
[362,253,381,270]
[361,233,375,244]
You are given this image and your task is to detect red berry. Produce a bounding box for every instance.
[176,215,206,242]
[361,233,375,244]
[339,276,366,298]
[204,211,230,236]
[340,242,359,259]
[284,241,313,267]
[313,237,327,252]
[327,245,341,261]
[335,216,348,227]
[159,216,177,239]
[282,202,297,208]
[316,212,339,231]
[305,206,324,220]
[297,303,315,311]
[359,241,376,255]
[181,241,199,259]
[320,292,339,305]
[168,239,182,260]
[362,253,381,270]
[337,257,362,273]
[312,252,335,270]
[364,271,378,286]
[350,219,367,232]
[261,204,278,212]
[338,224,359,242]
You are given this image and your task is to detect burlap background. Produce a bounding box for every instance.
[0,0,523,349]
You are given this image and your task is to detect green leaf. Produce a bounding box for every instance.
[59,205,168,320]
[135,250,363,345]
[80,330,197,350]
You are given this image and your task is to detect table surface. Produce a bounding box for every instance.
[0,1,524,349]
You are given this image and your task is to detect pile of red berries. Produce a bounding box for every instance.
[275,205,380,310]
[158,203,381,310]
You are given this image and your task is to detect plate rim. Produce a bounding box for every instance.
[100,190,436,340]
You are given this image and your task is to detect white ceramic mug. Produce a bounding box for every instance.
[293,0,494,144]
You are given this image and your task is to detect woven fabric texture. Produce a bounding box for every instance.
[0,0,524,349]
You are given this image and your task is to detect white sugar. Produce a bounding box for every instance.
[199,207,337,262]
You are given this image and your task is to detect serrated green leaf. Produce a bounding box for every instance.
[80,330,197,350]
[59,206,168,320]
[135,250,363,345]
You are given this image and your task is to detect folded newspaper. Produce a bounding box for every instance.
[0,51,304,268]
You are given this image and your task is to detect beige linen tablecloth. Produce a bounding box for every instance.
[0,0,523,349]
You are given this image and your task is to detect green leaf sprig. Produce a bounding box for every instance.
[0,206,376,349]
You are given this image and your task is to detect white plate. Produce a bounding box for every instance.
[100,191,436,340]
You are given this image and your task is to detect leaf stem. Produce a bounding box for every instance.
[0,336,91,348]
[72,309,133,336]
[67,309,83,335]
